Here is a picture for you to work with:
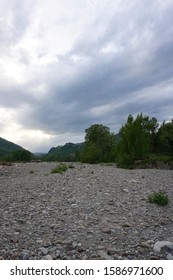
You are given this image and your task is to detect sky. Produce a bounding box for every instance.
[0,0,173,153]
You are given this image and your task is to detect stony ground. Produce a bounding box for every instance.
[0,162,173,260]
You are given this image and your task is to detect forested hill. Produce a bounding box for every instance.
[0,137,25,157]
[0,137,32,162]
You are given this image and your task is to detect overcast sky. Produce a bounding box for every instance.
[0,0,173,152]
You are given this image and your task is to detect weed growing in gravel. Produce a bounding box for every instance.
[51,163,69,174]
[148,191,169,206]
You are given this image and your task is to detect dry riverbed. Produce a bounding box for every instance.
[0,162,173,260]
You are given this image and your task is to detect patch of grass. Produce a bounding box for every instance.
[148,191,169,206]
[51,163,69,174]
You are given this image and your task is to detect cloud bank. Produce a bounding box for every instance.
[0,0,173,152]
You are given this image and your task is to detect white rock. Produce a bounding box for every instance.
[153,241,173,253]
[98,250,113,260]
[123,188,129,193]
[129,179,139,183]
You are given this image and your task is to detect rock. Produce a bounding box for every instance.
[62,240,72,245]
[21,250,30,260]
[55,250,61,257]
[140,241,150,249]
[42,254,53,260]
[97,245,105,250]
[122,188,129,193]
[150,255,160,260]
[102,228,111,234]
[108,200,114,205]
[129,180,138,183]
[39,247,49,255]
[82,255,88,260]
[166,253,173,260]
[98,250,113,260]
[122,222,131,227]
[153,241,173,253]
[72,242,78,248]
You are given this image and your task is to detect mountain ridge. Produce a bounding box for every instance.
[44,142,85,161]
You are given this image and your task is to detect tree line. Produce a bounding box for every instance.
[2,113,172,168]
[81,113,173,168]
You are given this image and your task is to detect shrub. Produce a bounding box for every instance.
[148,191,169,206]
[116,153,135,169]
[51,163,68,174]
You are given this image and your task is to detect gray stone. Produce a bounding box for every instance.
[140,242,150,249]
[42,254,53,260]
[123,188,129,193]
[153,241,173,253]
[98,250,113,260]
[82,255,88,260]
[55,250,61,257]
[102,228,111,234]
[166,253,173,260]
[39,247,49,255]
[21,250,30,260]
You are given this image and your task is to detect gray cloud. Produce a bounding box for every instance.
[0,0,35,47]
[0,0,173,151]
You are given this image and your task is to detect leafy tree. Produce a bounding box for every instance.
[10,149,31,162]
[116,113,159,167]
[82,124,116,163]
[157,119,173,155]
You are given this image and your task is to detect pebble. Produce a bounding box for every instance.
[42,254,53,260]
[39,247,49,255]
[98,250,113,260]
[0,162,173,260]
[140,242,151,248]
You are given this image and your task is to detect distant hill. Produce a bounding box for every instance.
[44,142,85,161]
[43,133,121,162]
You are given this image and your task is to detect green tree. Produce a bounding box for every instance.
[11,149,31,162]
[82,124,116,163]
[116,113,159,167]
[157,119,173,155]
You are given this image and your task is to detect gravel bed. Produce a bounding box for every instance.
[0,162,173,260]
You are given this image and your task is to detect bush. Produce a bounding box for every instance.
[148,191,169,206]
[51,163,68,174]
[116,153,135,169]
